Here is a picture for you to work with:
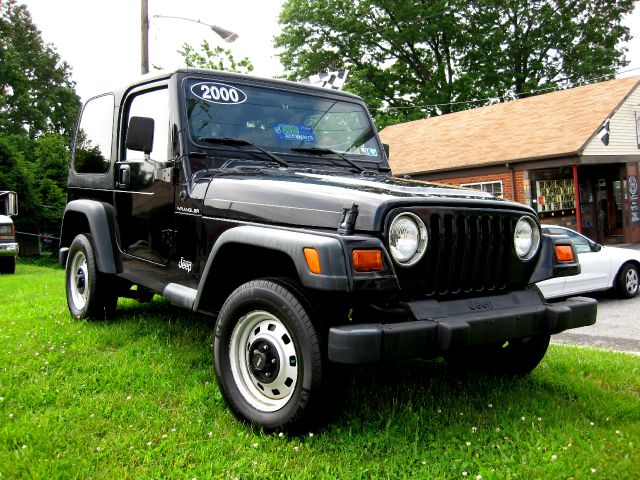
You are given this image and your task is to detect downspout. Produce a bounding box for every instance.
[506,163,516,201]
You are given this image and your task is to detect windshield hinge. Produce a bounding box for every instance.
[338,204,359,235]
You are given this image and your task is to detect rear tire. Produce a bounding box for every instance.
[213,279,329,431]
[65,234,117,319]
[447,334,550,376]
[616,263,639,299]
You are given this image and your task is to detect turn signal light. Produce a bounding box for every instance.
[555,245,574,262]
[303,248,321,274]
[352,249,383,272]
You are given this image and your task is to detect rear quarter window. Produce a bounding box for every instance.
[73,94,114,174]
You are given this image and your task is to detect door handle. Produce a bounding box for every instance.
[117,164,130,188]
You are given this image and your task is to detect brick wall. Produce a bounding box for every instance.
[415,171,527,205]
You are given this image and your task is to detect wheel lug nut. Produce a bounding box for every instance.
[265,372,271,377]
[262,345,269,351]
[271,358,276,364]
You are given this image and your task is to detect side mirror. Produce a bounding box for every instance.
[126,116,155,154]
[383,143,390,158]
[591,242,602,252]
[2,191,18,216]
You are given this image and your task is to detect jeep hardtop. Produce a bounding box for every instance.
[60,68,596,430]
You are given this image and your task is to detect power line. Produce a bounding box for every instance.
[371,67,640,112]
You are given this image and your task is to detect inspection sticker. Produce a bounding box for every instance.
[273,123,316,142]
[359,147,378,157]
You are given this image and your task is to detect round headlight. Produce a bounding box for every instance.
[514,216,540,261]
[389,213,428,266]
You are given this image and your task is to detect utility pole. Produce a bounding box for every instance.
[141,0,149,74]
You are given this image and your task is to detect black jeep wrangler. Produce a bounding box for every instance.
[60,68,596,430]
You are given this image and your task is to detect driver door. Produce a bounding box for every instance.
[114,86,174,266]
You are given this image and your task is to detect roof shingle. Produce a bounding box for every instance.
[379,76,640,175]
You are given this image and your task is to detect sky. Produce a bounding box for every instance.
[22,0,287,101]
[19,0,640,103]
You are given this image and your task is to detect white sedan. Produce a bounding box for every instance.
[536,225,640,300]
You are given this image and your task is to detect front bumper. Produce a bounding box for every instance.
[328,289,597,364]
[0,242,19,256]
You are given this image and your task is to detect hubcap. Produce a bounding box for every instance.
[229,310,299,412]
[70,250,89,310]
[626,268,638,295]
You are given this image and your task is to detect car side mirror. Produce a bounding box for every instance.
[126,116,155,154]
[591,242,601,252]
[383,143,390,158]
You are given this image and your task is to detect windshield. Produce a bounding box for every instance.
[184,78,382,162]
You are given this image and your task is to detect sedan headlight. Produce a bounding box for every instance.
[389,213,428,266]
[514,216,540,261]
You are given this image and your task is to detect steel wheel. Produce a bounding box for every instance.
[65,233,117,319]
[229,310,299,412]
[69,249,90,311]
[214,279,329,431]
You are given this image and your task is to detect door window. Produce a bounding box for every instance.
[124,88,169,162]
[563,230,593,253]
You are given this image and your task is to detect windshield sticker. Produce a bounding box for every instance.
[190,82,247,105]
[273,123,316,143]
[359,147,378,157]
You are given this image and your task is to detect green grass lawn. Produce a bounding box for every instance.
[1,262,639,479]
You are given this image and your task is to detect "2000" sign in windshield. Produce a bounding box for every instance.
[190,82,247,105]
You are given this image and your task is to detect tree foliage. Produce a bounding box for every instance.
[0,1,80,244]
[178,40,254,74]
[0,0,80,139]
[275,0,635,127]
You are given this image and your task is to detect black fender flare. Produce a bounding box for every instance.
[528,234,581,284]
[59,199,121,274]
[192,225,350,311]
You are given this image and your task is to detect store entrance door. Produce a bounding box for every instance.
[579,165,624,244]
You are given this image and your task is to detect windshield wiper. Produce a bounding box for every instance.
[290,147,364,173]
[199,137,289,168]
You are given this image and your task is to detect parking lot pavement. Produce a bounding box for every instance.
[552,292,640,355]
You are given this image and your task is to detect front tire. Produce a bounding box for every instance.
[213,279,326,431]
[616,263,639,299]
[65,234,117,319]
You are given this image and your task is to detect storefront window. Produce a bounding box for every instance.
[535,179,575,213]
[460,180,503,198]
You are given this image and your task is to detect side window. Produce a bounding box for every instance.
[125,88,169,161]
[566,232,592,254]
[545,228,592,253]
[74,94,114,174]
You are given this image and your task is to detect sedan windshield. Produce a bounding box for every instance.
[184,78,382,162]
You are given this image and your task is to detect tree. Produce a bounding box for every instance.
[0,0,80,139]
[275,0,635,127]
[0,134,39,233]
[178,40,254,74]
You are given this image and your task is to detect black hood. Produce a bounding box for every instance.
[201,168,533,231]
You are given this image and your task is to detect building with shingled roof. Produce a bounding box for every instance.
[379,76,640,244]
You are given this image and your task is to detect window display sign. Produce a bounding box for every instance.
[630,175,640,225]
[535,179,575,212]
